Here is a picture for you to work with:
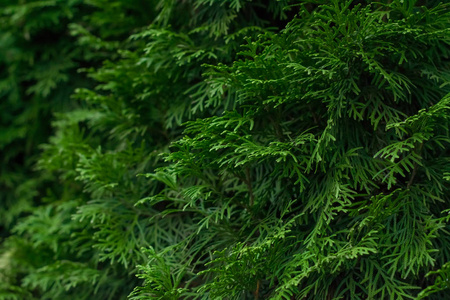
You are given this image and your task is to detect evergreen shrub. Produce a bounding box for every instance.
[1,1,450,299]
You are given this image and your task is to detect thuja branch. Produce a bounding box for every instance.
[407,143,424,189]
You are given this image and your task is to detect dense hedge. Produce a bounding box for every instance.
[1,1,450,299]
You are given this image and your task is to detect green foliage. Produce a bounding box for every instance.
[0,0,82,231]
[1,0,450,299]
